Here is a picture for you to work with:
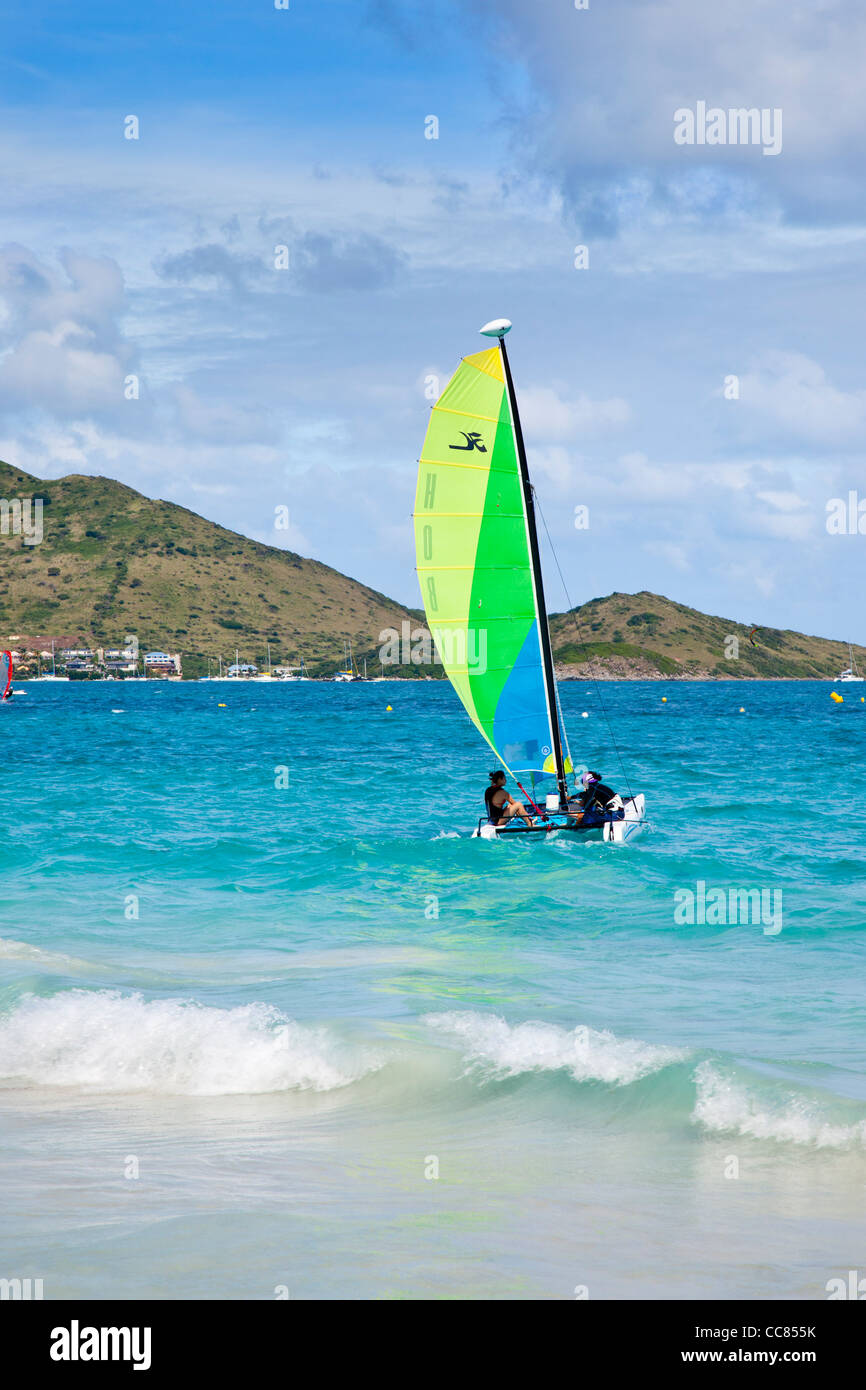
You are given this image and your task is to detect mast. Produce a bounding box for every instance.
[497,331,569,808]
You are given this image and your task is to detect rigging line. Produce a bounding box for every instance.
[535,493,636,803]
[553,667,573,773]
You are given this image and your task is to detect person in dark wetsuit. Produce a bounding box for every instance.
[484,770,533,827]
[569,770,624,826]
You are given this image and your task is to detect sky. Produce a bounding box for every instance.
[0,0,864,643]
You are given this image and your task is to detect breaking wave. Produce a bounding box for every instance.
[425,1010,685,1086]
[692,1061,866,1149]
[0,990,383,1095]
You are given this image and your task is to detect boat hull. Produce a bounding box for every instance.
[471,794,646,843]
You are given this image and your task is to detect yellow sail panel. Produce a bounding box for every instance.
[413,348,559,777]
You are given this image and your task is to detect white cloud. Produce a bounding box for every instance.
[0,247,134,415]
[643,540,691,571]
[739,352,866,445]
[520,383,631,442]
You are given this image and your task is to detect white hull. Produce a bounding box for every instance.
[603,793,646,842]
[472,793,646,843]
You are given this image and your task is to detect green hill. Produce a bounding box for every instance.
[0,462,854,680]
[549,591,852,680]
[0,461,419,678]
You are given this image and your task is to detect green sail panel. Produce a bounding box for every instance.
[413,346,561,778]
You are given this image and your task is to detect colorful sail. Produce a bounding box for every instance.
[0,651,12,700]
[413,345,567,780]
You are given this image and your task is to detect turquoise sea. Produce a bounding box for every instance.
[1,678,864,1300]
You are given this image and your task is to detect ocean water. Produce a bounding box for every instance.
[0,677,864,1301]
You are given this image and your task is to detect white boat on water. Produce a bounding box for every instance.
[837,643,864,682]
[279,659,311,681]
[33,641,70,680]
[333,642,361,681]
[413,318,646,843]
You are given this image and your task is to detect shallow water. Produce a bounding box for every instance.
[0,678,864,1299]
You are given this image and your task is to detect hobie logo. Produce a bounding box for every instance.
[449,432,486,452]
[50,1320,152,1371]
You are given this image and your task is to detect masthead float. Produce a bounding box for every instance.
[413,319,645,841]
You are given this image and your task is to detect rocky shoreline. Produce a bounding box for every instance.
[556,658,717,681]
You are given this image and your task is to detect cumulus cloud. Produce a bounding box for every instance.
[737,351,866,446]
[520,383,631,442]
[155,243,266,291]
[463,0,866,234]
[290,232,406,293]
[0,245,134,413]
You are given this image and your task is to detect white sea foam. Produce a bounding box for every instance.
[0,937,74,966]
[425,1011,684,1086]
[0,990,382,1095]
[693,1061,866,1149]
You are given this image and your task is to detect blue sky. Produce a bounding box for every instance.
[1,0,865,645]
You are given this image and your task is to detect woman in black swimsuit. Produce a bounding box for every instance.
[484,770,533,827]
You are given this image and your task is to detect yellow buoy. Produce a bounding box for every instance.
[218,702,226,707]
[661,697,667,703]
[739,707,745,713]
[386,705,393,711]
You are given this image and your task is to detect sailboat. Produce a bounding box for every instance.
[333,641,357,682]
[279,656,311,681]
[413,318,645,842]
[254,642,276,680]
[837,643,864,683]
[36,640,69,681]
[0,650,12,702]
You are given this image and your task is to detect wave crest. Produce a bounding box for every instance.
[425,1010,685,1086]
[693,1062,866,1149]
[0,990,381,1095]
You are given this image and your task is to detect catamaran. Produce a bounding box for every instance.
[413,318,645,842]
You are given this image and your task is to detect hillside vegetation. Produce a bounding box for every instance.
[0,462,853,680]
[549,592,851,680]
[0,461,418,677]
